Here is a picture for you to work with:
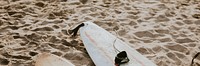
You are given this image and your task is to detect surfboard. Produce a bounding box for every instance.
[76,21,157,66]
[35,53,75,66]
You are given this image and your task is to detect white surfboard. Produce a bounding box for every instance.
[79,22,157,66]
[35,53,75,66]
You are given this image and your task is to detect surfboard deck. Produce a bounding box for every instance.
[79,22,157,66]
[35,53,75,66]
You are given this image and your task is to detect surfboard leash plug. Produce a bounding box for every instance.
[115,51,129,66]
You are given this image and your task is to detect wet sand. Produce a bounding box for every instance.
[0,0,200,66]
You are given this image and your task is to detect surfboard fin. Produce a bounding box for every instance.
[191,52,200,66]
[69,23,85,37]
[115,51,129,66]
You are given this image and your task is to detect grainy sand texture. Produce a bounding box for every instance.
[0,0,200,66]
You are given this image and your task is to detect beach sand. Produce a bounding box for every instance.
[0,0,200,66]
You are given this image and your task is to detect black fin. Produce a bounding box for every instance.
[70,23,84,37]
[191,52,200,66]
[115,51,129,65]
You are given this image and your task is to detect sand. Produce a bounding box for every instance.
[0,0,200,66]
